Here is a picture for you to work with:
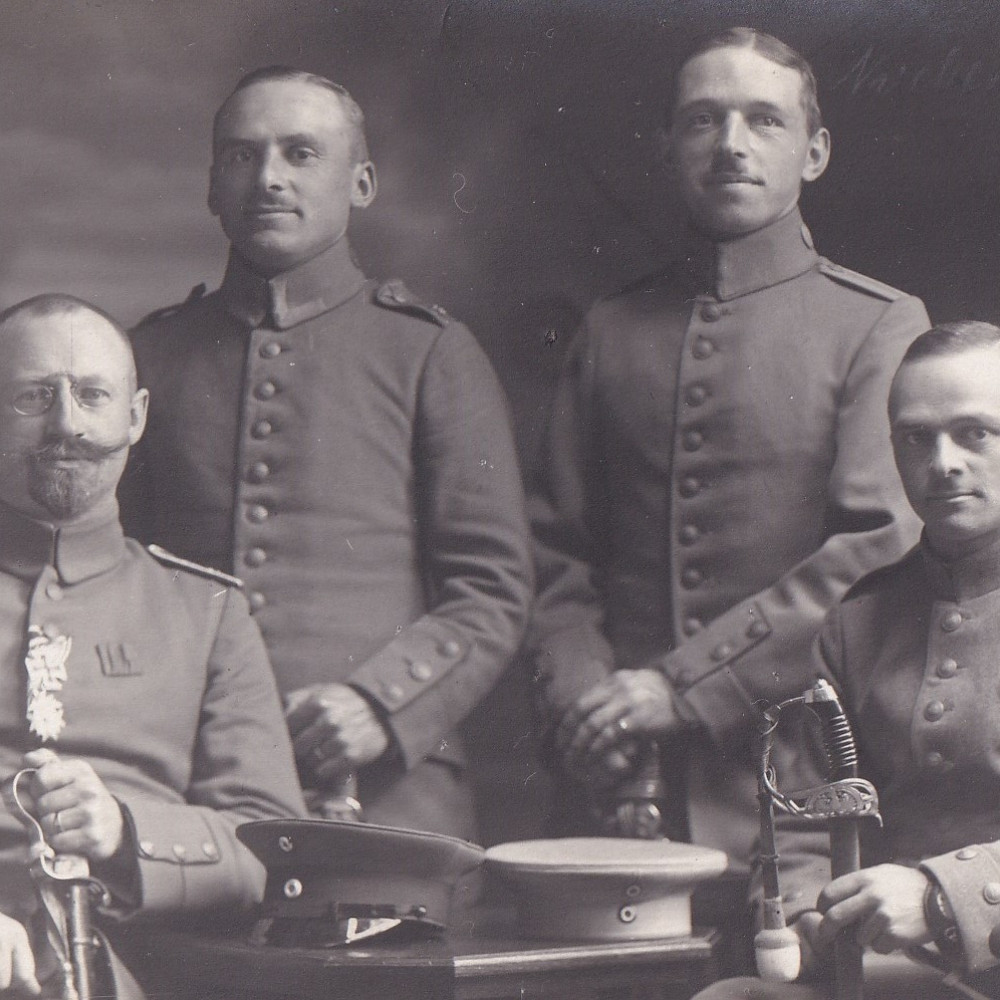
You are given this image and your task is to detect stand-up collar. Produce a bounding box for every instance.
[920,532,1000,602]
[682,207,819,301]
[219,239,367,330]
[0,501,126,585]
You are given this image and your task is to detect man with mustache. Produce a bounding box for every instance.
[529,28,930,875]
[122,68,532,838]
[0,294,304,996]
[693,321,1000,999]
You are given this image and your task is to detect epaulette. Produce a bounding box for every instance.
[374,279,450,327]
[817,260,907,302]
[147,544,244,589]
[133,283,208,329]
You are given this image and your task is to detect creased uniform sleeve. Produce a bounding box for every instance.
[347,323,533,769]
[114,589,305,915]
[528,316,618,723]
[656,294,928,741]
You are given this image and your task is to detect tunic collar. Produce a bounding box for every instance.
[0,501,126,585]
[219,239,368,330]
[920,533,1000,602]
[682,207,819,301]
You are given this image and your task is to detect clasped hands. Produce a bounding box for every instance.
[792,864,935,976]
[285,682,391,786]
[553,668,687,788]
[1,747,126,995]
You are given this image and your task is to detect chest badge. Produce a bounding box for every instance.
[25,625,72,742]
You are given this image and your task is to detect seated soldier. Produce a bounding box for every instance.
[695,321,1000,998]
[0,294,304,997]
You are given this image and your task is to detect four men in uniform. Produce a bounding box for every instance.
[2,21,997,998]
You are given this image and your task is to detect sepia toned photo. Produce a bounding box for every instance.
[1,2,999,997]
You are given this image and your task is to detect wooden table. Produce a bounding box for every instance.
[125,921,722,1000]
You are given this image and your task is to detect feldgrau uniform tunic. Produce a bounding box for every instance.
[529,208,929,865]
[123,239,532,838]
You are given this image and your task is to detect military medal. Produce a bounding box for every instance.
[25,625,72,742]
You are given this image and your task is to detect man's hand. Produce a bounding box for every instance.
[789,910,830,977]
[25,748,124,861]
[817,864,934,954]
[554,669,686,778]
[0,913,40,996]
[285,684,391,785]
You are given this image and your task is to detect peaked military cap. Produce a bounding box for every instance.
[238,819,485,946]
[485,838,727,942]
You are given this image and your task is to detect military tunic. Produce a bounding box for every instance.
[529,208,930,864]
[123,239,532,838]
[0,501,304,922]
[698,539,1000,998]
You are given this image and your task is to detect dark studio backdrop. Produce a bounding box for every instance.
[2,0,999,844]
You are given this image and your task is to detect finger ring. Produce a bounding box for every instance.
[617,717,630,733]
[53,811,63,834]
[311,745,325,764]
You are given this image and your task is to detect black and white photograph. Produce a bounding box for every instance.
[1,2,1000,998]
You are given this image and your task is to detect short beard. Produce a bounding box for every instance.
[26,437,129,520]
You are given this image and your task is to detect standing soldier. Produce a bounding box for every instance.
[529,28,930,867]
[122,68,532,839]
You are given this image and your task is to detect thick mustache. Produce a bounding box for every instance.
[30,438,129,462]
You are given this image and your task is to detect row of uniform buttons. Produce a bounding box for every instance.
[138,839,219,861]
[923,610,965,770]
[241,337,286,614]
[674,299,721,610]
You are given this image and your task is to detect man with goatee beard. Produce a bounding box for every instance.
[0,294,303,997]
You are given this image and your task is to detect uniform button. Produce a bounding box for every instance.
[679,524,700,545]
[957,847,979,860]
[251,419,274,439]
[679,476,700,498]
[202,841,218,858]
[685,384,708,406]
[255,380,278,400]
[409,661,433,682]
[244,547,267,568]
[937,659,959,679]
[247,461,271,483]
[926,751,944,768]
[682,618,703,637]
[711,642,734,662]
[746,620,769,639]
[42,623,61,639]
[172,844,187,859]
[682,430,704,451]
[139,841,155,857]
[260,341,282,358]
[45,582,63,601]
[924,700,945,722]
[941,611,963,632]
[248,591,266,612]
[247,504,269,523]
[681,567,703,589]
[440,640,462,657]
[382,683,405,703]
[692,338,715,360]
[699,303,721,322]
[984,883,1000,905]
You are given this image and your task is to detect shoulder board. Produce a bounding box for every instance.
[146,544,244,589]
[133,283,208,329]
[817,260,906,302]
[374,279,450,327]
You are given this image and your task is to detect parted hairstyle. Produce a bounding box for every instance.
[667,27,823,137]
[213,66,370,164]
[899,320,1000,365]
